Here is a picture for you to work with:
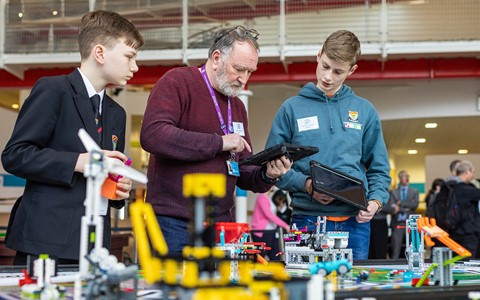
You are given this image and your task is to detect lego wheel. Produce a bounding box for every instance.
[317,268,328,276]
[337,264,349,275]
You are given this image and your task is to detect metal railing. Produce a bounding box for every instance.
[1,0,479,65]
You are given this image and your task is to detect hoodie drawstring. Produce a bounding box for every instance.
[325,94,335,134]
[337,94,346,132]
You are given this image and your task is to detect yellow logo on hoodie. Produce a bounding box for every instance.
[348,111,358,122]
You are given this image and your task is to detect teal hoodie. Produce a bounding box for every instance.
[266,83,391,216]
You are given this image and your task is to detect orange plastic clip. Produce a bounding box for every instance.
[418,217,472,257]
[255,254,269,265]
[101,178,118,199]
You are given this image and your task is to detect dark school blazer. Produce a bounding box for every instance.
[1,69,126,260]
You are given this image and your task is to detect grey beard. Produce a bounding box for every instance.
[216,67,243,97]
[219,81,242,97]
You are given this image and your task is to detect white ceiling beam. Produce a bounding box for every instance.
[0,63,25,79]
[1,41,479,73]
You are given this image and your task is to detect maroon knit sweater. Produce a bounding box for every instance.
[140,66,272,221]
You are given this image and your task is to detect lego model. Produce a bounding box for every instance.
[431,247,454,286]
[416,216,472,287]
[73,129,147,299]
[216,225,271,282]
[20,255,66,300]
[216,235,272,282]
[308,258,352,276]
[131,173,334,300]
[131,173,286,297]
[283,216,352,268]
[82,247,139,299]
[417,217,471,258]
[405,214,425,273]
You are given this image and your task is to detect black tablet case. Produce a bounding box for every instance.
[240,143,319,166]
[309,160,368,210]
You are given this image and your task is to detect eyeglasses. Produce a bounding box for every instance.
[215,25,259,43]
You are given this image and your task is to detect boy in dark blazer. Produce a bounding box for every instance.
[1,10,144,265]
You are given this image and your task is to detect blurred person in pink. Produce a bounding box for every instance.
[251,189,290,261]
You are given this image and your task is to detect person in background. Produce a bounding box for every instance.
[424,177,445,258]
[387,170,419,259]
[251,189,290,261]
[425,178,445,210]
[446,159,461,182]
[140,25,292,255]
[264,30,391,260]
[368,200,396,259]
[1,10,143,265]
[448,160,480,258]
[273,190,292,225]
[425,163,463,252]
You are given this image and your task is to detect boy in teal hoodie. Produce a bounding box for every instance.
[265,30,391,260]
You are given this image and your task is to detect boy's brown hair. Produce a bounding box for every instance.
[78,10,144,60]
[321,30,361,67]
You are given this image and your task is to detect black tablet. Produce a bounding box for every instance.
[240,143,319,166]
[309,160,368,210]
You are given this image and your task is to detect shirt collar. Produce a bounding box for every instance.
[78,68,105,99]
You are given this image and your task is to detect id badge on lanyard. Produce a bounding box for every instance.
[200,65,241,177]
[227,152,240,177]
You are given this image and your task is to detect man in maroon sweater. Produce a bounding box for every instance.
[140,26,292,254]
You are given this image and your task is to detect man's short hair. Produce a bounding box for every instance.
[455,160,473,176]
[208,26,260,59]
[449,159,461,173]
[78,10,144,60]
[398,170,409,179]
[321,30,361,66]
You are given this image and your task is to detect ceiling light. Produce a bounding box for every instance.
[425,123,437,128]
[11,104,19,109]
[415,138,426,143]
[18,12,23,18]
[408,150,418,155]
[52,10,58,16]
[409,0,427,4]
[458,149,469,154]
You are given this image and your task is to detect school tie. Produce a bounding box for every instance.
[90,94,102,143]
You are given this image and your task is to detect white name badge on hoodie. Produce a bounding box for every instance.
[232,122,245,136]
[297,116,319,132]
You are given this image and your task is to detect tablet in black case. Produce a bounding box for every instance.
[309,160,368,210]
[240,143,319,166]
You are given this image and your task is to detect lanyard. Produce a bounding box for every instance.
[200,65,233,135]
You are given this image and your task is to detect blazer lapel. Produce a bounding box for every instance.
[393,189,400,201]
[407,189,414,200]
[68,70,101,146]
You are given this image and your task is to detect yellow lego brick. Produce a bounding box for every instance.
[183,174,226,198]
